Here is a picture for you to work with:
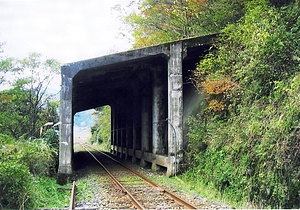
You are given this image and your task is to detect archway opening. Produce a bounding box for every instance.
[73,106,111,152]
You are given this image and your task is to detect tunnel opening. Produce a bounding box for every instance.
[73,106,112,151]
[73,106,112,171]
[73,109,95,149]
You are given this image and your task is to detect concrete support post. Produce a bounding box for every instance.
[119,104,126,159]
[112,108,118,155]
[140,87,151,167]
[114,108,120,155]
[167,41,184,177]
[151,67,166,171]
[132,80,140,164]
[58,74,73,184]
[119,111,123,158]
[125,99,132,160]
[110,105,115,153]
[116,110,121,156]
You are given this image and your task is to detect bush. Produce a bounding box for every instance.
[0,134,59,208]
[0,161,32,209]
[43,128,59,151]
[21,139,57,176]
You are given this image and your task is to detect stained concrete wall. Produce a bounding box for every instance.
[58,35,216,182]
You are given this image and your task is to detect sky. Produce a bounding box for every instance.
[0,0,137,64]
[0,0,138,139]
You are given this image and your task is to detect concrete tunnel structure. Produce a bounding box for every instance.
[58,34,216,181]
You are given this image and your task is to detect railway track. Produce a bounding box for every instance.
[75,143,197,209]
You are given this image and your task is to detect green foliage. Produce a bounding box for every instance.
[0,136,56,177]
[187,84,300,207]
[0,53,60,139]
[30,177,71,208]
[20,139,57,176]
[0,161,32,209]
[126,0,246,47]
[0,47,62,209]
[43,128,59,151]
[0,134,59,209]
[0,44,20,85]
[187,1,300,208]
[90,106,111,151]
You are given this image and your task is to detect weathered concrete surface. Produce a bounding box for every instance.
[58,34,216,180]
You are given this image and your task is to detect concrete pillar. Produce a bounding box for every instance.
[125,99,132,160]
[114,108,120,155]
[116,110,121,156]
[119,106,126,159]
[140,83,151,167]
[58,74,73,184]
[110,105,115,153]
[118,111,122,158]
[132,80,140,164]
[151,67,166,171]
[167,41,184,177]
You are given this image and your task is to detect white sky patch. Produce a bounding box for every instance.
[0,0,136,64]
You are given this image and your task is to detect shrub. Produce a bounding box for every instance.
[0,161,32,209]
[0,134,59,208]
[20,139,56,176]
[43,128,59,151]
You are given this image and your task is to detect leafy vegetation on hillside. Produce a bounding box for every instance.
[187,1,300,208]
[125,0,300,208]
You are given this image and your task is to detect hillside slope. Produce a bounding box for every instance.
[186,1,299,208]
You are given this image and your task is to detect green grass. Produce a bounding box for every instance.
[32,175,95,208]
[31,176,72,208]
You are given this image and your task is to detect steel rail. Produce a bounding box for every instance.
[82,143,197,209]
[69,181,76,210]
[79,143,145,210]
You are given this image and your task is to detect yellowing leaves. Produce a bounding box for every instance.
[199,77,236,113]
[201,77,235,95]
[207,99,225,112]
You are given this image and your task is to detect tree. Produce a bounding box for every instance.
[0,53,60,139]
[126,0,247,48]
[192,0,300,114]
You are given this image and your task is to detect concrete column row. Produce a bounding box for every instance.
[110,67,169,171]
[108,43,184,177]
